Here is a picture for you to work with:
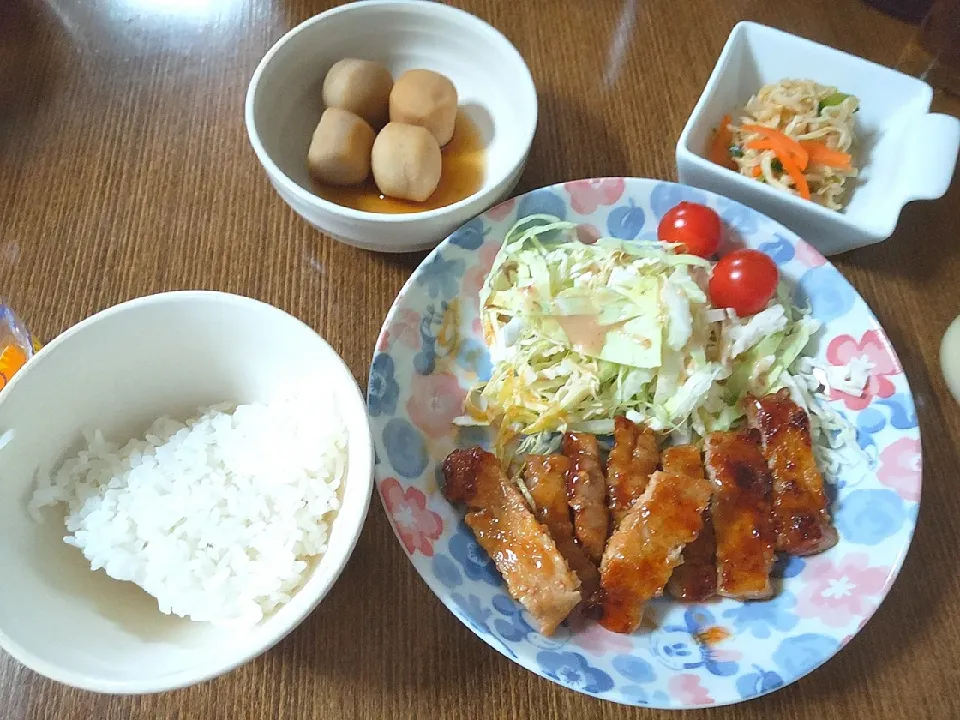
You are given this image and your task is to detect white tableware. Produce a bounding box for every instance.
[676,21,960,255]
[0,292,373,693]
[245,0,537,253]
[368,178,921,707]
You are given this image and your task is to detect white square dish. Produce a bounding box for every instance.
[676,21,960,255]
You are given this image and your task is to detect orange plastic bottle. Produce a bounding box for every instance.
[0,302,37,391]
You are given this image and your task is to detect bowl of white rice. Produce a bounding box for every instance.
[0,291,373,693]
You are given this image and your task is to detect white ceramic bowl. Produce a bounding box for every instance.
[245,0,537,253]
[0,292,373,693]
[676,21,960,255]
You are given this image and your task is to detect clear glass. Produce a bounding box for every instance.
[0,301,37,391]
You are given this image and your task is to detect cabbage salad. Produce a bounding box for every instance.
[458,215,866,476]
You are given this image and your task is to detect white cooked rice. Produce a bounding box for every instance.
[28,396,348,627]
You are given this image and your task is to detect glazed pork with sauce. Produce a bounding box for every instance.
[561,432,610,565]
[598,469,713,633]
[704,430,777,600]
[523,454,600,601]
[746,389,839,556]
[441,388,841,635]
[606,417,660,525]
[441,447,581,635]
[662,445,718,602]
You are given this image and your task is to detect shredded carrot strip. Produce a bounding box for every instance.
[752,166,762,178]
[745,138,811,199]
[799,141,853,169]
[746,139,777,155]
[779,152,811,200]
[708,115,736,170]
[745,138,811,173]
[741,124,809,170]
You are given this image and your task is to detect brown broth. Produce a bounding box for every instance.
[311,110,486,214]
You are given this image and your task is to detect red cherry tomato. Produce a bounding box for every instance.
[657,201,722,257]
[709,249,779,317]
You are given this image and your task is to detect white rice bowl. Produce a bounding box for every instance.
[29,396,348,628]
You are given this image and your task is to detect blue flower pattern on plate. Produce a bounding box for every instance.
[367,178,920,708]
[432,554,462,589]
[876,393,918,429]
[537,651,615,693]
[606,199,646,239]
[836,489,905,545]
[716,197,762,235]
[450,592,492,635]
[736,666,784,699]
[618,686,670,706]
[795,265,856,322]
[517,189,568,220]
[456,338,492,380]
[367,352,399,417]
[448,522,501,586]
[612,655,656,684]
[856,406,885,453]
[381,418,427,479]
[773,634,839,676]
[650,182,709,219]
[855,394,916,466]
[413,301,453,376]
[415,253,465,300]
[449,217,488,249]
[723,592,799,638]
[491,593,536,642]
[759,234,796,265]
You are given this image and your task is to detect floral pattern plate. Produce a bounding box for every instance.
[367,178,920,708]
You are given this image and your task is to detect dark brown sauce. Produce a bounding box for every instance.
[311,110,485,214]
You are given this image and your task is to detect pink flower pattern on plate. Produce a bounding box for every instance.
[380,477,443,556]
[825,330,902,410]
[369,179,921,707]
[407,371,467,439]
[795,241,827,268]
[878,437,921,501]
[486,197,516,221]
[462,241,500,303]
[796,553,891,628]
[564,178,626,214]
[377,308,422,352]
[709,647,742,664]
[668,674,713,706]
[566,616,634,656]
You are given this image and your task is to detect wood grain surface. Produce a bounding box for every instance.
[1,0,959,718]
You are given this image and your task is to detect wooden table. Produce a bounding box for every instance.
[1,0,958,717]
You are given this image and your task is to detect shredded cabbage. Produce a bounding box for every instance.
[460,216,838,458]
